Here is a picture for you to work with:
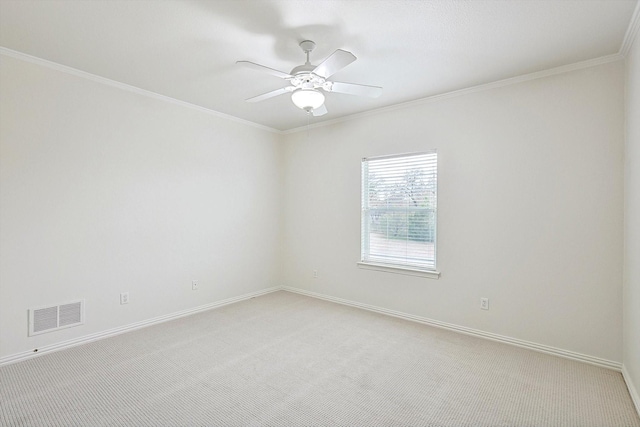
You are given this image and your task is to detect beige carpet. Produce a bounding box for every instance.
[1,290,639,426]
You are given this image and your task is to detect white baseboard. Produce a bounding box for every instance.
[0,286,282,367]
[623,364,640,417]
[2,285,624,374]
[282,286,622,372]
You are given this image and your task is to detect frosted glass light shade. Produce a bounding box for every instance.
[291,89,325,110]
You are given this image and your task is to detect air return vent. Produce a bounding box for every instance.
[28,300,84,336]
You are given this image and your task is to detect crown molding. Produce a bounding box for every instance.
[1,46,625,136]
[620,0,640,57]
[0,47,281,134]
[283,53,624,135]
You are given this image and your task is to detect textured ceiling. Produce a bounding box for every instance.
[0,0,637,131]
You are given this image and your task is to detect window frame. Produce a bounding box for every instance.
[359,151,440,279]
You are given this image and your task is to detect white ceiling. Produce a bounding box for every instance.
[0,0,637,131]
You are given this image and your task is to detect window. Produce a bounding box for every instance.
[360,151,438,275]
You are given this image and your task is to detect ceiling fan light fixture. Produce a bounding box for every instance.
[291,88,325,110]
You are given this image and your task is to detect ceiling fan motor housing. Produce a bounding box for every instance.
[288,40,333,91]
[289,70,329,90]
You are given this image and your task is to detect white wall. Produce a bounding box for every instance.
[0,55,283,359]
[624,20,640,408]
[0,49,630,370]
[282,61,625,363]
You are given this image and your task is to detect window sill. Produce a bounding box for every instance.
[357,262,440,279]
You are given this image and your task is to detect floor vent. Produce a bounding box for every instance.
[29,300,85,336]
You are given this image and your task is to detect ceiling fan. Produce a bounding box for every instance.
[237,40,382,116]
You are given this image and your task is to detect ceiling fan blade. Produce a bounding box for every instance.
[328,81,383,98]
[312,104,328,117]
[246,86,295,103]
[236,61,292,79]
[312,49,356,79]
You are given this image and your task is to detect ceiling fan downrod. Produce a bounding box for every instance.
[299,40,316,65]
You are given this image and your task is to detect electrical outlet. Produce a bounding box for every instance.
[313,270,318,279]
[192,280,198,291]
[480,297,489,310]
[120,292,129,305]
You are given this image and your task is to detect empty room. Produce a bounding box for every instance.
[1,0,640,425]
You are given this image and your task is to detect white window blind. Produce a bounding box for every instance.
[361,151,437,271]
